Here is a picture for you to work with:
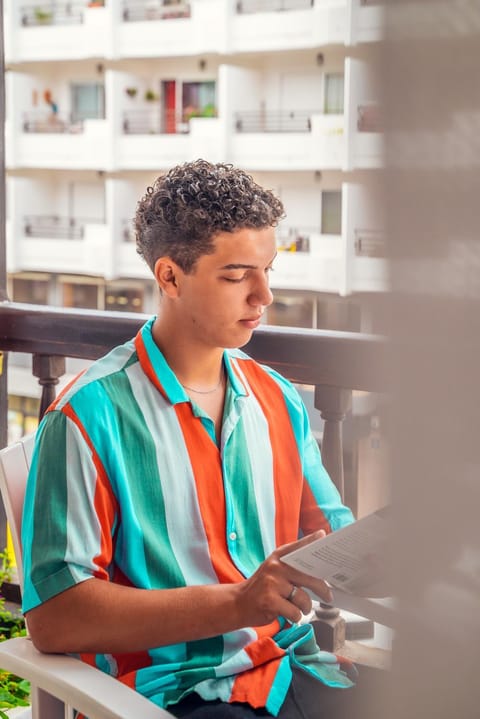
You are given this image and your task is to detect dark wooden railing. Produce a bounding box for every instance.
[0,301,387,503]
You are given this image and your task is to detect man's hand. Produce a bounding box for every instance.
[234,531,333,627]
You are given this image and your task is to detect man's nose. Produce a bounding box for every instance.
[249,276,273,308]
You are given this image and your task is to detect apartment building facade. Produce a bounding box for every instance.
[4,0,386,454]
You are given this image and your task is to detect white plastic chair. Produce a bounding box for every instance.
[0,434,393,719]
[0,434,174,719]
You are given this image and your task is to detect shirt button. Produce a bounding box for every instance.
[229,532,237,541]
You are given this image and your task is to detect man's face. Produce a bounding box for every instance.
[170,227,276,350]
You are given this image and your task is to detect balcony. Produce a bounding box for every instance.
[235,0,313,12]
[20,3,85,27]
[118,115,223,169]
[122,0,191,22]
[15,116,111,170]
[24,215,86,240]
[22,112,84,135]
[230,0,348,52]
[9,218,110,277]
[230,110,345,170]
[116,0,226,58]
[7,1,109,62]
[122,108,189,135]
[234,110,312,133]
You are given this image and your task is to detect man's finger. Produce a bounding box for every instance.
[276,529,326,558]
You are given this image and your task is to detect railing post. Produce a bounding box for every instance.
[32,355,66,420]
[314,385,352,502]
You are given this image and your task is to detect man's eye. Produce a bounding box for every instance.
[223,276,245,283]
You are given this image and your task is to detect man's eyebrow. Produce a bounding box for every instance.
[220,263,256,270]
[220,254,277,271]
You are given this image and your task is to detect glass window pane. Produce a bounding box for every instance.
[105,286,144,313]
[324,73,344,114]
[71,83,105,122]
[12,278,49,304]
[321,191,342,235]
[62,282,99,309]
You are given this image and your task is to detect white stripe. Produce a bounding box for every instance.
[125,362,219,585]
[65,420,103,577]
[230,360,277,557]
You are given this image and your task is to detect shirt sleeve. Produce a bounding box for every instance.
[261,365,355,535]
[22,409,118,614]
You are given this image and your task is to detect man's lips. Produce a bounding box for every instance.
[240,317,262,329]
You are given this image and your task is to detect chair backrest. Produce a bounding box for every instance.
[0,434,35,591]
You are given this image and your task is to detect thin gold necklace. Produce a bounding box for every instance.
[181,369,225,395]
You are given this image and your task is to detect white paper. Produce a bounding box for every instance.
[280,507,390,597]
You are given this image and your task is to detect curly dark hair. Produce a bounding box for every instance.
[135,159,285,273]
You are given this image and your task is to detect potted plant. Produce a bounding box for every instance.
[34,7,53,24]
[144,89,159,102]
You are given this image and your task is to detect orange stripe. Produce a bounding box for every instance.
[236,360,303,547]
[300,481,332,536]
[62,404,118,580]
[230,637,285,706]
[174,402,244,583]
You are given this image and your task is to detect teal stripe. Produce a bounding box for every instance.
[265,655,292,716]
[82,369,186,589]
[28,412,76,602]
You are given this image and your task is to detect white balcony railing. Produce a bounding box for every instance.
[122,0,191,22]
[20,2,85,27]
[235,0,313,13]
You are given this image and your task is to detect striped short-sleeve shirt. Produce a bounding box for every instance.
[22,317,355,715]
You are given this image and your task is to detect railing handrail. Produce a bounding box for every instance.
[236,0,313,14]
[0,302,387,392]
[235,110,315,133]
[20,3,85,27]
[122,0,191,22]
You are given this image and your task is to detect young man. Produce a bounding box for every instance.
[22,160,366,718]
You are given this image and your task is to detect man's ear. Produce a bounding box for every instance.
[154,258,180,297]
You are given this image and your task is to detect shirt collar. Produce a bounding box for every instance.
[136,317,248,405]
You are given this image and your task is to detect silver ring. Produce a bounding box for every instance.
[287,585,298,602]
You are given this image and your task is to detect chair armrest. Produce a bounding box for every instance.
[0,637,174,719]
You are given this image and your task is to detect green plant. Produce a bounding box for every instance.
[144,89,159,102]
[34,7,53,23]
[125,87,138,98]
[0,550,29,716]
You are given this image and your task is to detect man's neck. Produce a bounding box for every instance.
[152,315,224,387]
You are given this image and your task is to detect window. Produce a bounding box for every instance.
[8,396,40,444]
[11,276,49,305]
[324,73,344,115]
[70,83,105,123]
[321,191,342,235]
[182,81,216,120]
[62,281,100,310]
[105,285,144,313]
